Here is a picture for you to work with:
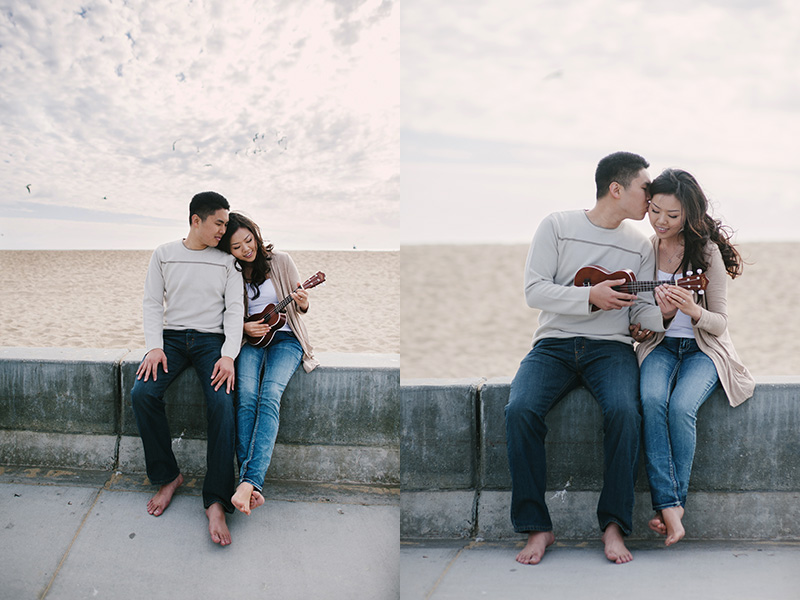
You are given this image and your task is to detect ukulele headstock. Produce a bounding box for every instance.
[677,271,708,292]
[302,271,326,290]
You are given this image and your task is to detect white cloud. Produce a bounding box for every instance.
[0,0,398,249]
[401,0,800,244]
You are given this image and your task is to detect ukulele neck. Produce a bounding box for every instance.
[275,287,301,312]
[620,280,675,293]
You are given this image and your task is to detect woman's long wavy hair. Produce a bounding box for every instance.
[649,168,742,279]
[218,212,274,299]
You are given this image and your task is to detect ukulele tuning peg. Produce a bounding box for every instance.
[698,290,705,295]
[687,270,693,276]
[697,268,703,274]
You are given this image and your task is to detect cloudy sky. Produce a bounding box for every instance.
[1,0,398,250]
[402,0,800,245]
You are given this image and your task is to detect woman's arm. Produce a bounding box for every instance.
[693,243,729,337]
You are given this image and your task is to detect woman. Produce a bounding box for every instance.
[218,212,319,515]
[635,168,754,546]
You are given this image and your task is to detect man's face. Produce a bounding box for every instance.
[195,208,229,247]
[618,169,651,220]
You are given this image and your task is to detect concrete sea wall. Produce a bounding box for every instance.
[401,377,800,540]
[4,347,798,541]
[0,348,399,486]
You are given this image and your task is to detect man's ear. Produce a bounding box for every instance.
[190,214,201,228]
[608,182,622,199]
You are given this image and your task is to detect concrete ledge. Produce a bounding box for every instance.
[0,430,118,471]
[118,436,399,485]
[119,350,400,447]
[476,490,800,541]
[401,491,476,538]
[401,376,800,540]
[401,380,480,490]
[268,444,399,485]
[479,377,800,492]
[0,348,399,486]
[0,348,127,434]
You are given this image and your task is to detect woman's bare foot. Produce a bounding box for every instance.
[661,506,685,546]
[516,531,555,565]
[147,473,184,516]
[231,482,254,515]
[250,490,265,510]
[602,523,633,564]
[648,511,667,535]
[206,503,231,546]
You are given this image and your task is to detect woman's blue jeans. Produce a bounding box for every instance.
[505,337,642,536]
[640,337,719,511]
[235,331,303,492]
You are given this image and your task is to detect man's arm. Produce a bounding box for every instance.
[525,215,632,316]
[138,248,168,381]
[212,259,244,393]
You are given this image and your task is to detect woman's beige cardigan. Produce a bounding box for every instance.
[245,250,320,373]
[635,238,754,407]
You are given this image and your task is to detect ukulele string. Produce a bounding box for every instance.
[619,280,676,293]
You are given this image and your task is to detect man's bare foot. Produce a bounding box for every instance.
[250,490,265,510]
[206,503,231,546]
[231,482,254,515]
[147,473,183,516]
[602,523,633,564]
[516,531,555,565]
[661,506,685,546]
[648,511,667,535]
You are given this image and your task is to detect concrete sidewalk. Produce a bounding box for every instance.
[1,467,399,599]
[401,538,800,600]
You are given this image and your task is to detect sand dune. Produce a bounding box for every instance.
[0,249,399,356]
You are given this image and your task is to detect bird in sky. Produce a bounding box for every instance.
[26,184,31,193]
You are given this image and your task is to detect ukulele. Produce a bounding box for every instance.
[574,265,708,312]
[244,271,326,347]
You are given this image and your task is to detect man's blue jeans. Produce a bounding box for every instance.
[235,331,303,492]
[640,337,719,511]
[130,330,236,512]
[505,337,641,535]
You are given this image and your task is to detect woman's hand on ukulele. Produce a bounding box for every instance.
[588,278,636,311]
[244,319,271,337]
[292,283,309,312]
[657,284,701,320]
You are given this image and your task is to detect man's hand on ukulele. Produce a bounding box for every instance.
[589,278,637,311]
[137,348,168,382]
[210,356,235,394]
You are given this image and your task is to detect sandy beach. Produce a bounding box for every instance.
[401,242,800,379]
[0,250,398,355]
[2,243,796,377]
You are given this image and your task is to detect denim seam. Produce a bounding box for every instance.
[600,517,631,537]
[664,361,681,504]
[512,524,553,534]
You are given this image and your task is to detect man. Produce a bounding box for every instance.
[505,152,668,565]
[131,191,245,546]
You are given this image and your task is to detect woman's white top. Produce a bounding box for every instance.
[246,279,292,332]
[659,269,695,339]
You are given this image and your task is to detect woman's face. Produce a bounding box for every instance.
[228,226,258,263]
[648,193,684,241]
